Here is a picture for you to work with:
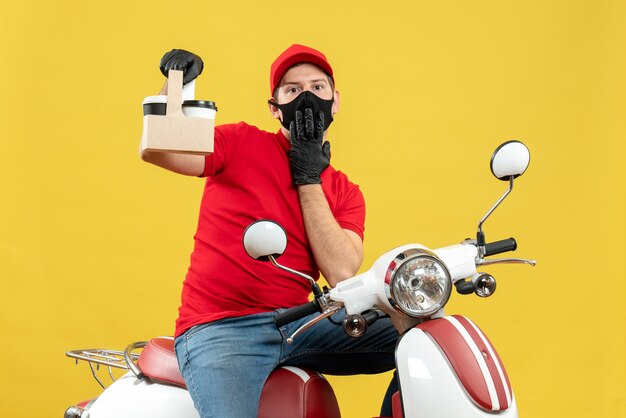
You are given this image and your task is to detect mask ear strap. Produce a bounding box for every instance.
[268,100,282,109]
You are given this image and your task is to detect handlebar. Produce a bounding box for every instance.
[274,300,320,328]
[484,238,517,256]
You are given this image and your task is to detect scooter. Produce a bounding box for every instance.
[65,140,535,418]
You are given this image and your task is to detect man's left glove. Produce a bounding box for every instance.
[289,108,331,185]
[159,49,204,85]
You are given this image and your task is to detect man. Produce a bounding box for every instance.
[141,45,398,417]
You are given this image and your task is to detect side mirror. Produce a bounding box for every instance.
[243,220,320,293]
[477,140,531,254]
[490,140,531,181]
[243,220,287,261]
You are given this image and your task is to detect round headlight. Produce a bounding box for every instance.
[385,248,452,317]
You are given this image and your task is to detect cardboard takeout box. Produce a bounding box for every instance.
[140,70,214,155]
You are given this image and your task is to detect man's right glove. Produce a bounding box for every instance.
[159,49,204,85]
[289,108,331,185]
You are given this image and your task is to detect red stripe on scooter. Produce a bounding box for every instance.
[418,318,493,410]
[453,315,510,410]
[488,334,512,397]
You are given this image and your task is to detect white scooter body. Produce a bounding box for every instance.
[86,373,199,418]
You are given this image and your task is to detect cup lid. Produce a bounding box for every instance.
[183,100,218,111]
[142,95,167,105]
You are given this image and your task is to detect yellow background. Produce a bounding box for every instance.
[1,0,625,416]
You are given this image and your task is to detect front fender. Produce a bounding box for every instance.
[395,315,517,418]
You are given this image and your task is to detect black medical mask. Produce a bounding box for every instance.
[269,91,334,132]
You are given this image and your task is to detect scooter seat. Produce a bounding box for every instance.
[137,337,186,388]
[138,337,340,418]
[258,366,340,418]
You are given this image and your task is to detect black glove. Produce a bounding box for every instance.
[289,108,331,185]
[159,49,204,85]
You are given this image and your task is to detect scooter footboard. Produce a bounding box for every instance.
[396,315,517,418]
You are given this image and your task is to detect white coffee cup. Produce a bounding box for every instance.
[142,96,217,120]
[182,100,218,119]
[142,95,168,116]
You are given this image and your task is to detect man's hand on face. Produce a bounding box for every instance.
[159,49,204,85]
[289,108,331,185]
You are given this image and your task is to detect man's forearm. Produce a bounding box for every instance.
[297,184,363,287]
[140,148,205,176]
[139,80,205,176]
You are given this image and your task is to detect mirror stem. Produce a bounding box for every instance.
[268,255,323,297]
[477,176,514,255]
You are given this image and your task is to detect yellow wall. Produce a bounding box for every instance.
[1,1,624,416]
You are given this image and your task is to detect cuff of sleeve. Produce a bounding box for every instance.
[339,221,364,241]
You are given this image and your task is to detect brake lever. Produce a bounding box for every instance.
[286,302,344,344]
[477,257,537,267]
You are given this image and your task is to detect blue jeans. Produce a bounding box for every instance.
[175,309,399,418]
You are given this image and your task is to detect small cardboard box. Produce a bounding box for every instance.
[140,70,214,155]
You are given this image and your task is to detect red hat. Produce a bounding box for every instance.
[270,44,334,94]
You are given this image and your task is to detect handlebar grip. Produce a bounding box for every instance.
[274,301,320,328]
[484,238,517,256]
